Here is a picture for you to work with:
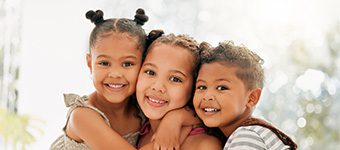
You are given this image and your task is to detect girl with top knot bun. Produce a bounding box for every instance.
[50,8,154,150]
[51,8,201,150]
[51,8,203,150]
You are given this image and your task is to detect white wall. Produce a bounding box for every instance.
[16,0,340,149]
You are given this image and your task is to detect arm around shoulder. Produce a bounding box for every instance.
[196,135,222,150]
[67,107,136,150]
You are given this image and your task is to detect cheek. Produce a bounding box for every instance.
[92,70,103,81]
[172,85,192,107]
[127,67,141,82]
[193,94,201,107]
[136,74,148,94]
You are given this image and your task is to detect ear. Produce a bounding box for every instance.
[246,88,262,108]
[86,53,92,74]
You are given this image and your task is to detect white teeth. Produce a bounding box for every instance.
[148,97,166,104]
[203,108,219,112]
[107,84,124,88]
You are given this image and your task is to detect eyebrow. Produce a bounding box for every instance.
[96,55,110,59]
[196,78,231,83]
[96,55,137,60]
[216,78,231,83]
[196,79,206,83]
[143,62,157,68]
[121,55,137,60]
[170,70,187,78]
[143,63,187,78]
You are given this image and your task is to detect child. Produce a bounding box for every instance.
[51,9,199,150]
[136,33,222,150]
[50,8,149,149]
[193,41,298,150]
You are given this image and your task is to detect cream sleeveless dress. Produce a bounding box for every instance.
[50,93,144,150]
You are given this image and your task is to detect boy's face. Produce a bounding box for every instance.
[193,62,252,127]
[136,44,194,120]
[87,33,142,103]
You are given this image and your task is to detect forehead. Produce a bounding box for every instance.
[198,62,239,81]
[145,44,195,73]
[92,33,141,56]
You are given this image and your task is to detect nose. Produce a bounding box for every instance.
[108,70,123,78]
[151,79,166,93]
[203,91,215,101]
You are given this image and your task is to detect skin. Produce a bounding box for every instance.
[63,32,198,150]
[193,62,262,137]
[65,33,142,149]
[136,44,221,150]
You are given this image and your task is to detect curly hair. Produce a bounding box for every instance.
[146,33,201,76]
[200,41,264,90]
[86,9,148,52]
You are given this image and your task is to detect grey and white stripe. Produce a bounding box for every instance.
[224,125,290,150]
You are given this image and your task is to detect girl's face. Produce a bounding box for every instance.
[87,33,142,103]
[136,44,194,120]
[193,62,251,127]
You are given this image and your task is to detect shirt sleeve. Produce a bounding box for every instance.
[224,127,267,150]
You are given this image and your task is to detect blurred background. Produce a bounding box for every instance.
[1,0,339,149]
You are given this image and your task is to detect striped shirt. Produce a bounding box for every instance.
[224,125,291,150]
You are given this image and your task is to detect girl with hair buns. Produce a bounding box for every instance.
[51,9,197,150]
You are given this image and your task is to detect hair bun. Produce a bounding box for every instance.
[134,8,149,26]
[86,10,105,25]
[146,29,164,48]
[148,30,164,41]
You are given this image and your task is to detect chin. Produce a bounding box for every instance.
[143,111,164,120]
[202,120,220,128]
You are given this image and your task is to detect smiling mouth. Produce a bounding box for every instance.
[105,83,127,89]
[146,96,168,107]
[202,107,221,112]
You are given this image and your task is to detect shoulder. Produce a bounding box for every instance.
[66,107,109,141]
[184,134,222,150]
[69,106,103,123]
[68,106,108,130]
[197,134,222,150]
[225,125,289,150]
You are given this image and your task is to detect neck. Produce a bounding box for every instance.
[88,92,132,118]
[149,119,162,133]
[219,110,252,137]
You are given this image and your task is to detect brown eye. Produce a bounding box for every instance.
[122,62,134,68]
[197,85,207,90]
[145,70,155,76]
[216,86,228,91]
[169,76,182,83]
[99,61,109,66]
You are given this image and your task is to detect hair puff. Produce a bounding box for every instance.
[86,10,105,25]
[134,8,149,25]
[146,29,164,47]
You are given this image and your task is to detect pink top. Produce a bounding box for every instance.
[137,121,206,148]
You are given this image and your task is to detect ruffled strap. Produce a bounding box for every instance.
[64,93,87,107]
[63,93,111,129]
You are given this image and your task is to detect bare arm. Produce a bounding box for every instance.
[152,106,201,150]
[168,106,200,126]
[67,107,137,150]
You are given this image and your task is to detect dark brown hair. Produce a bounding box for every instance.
[86,9,148,51]
[200,41,264,89]
[146,33,201,76]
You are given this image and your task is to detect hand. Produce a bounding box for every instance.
[151,126,192,150]
[179,126,192,145]
[151,117,181,150]
[151,106,200,150]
